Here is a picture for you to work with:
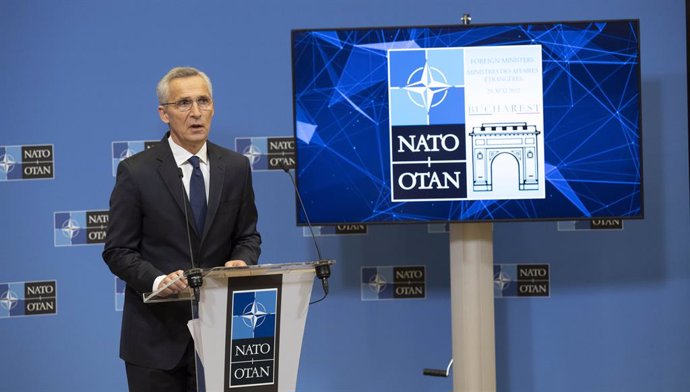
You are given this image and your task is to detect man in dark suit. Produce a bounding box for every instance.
[103,66,261,392]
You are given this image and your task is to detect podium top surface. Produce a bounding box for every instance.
[142,260,334,303]
[204,259,334,278]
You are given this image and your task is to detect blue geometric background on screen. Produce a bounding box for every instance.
[292,21,642,223]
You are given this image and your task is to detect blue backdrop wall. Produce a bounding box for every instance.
[0,1,688,391]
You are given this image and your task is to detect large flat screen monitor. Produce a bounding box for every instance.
[291,20,642,224]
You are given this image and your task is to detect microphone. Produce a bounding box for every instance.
[278,160,331,301]
[423,359,453,377]
[178,168,202,301]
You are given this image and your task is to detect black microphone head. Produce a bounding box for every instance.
[177,167,184,178]
[315,262,331,279]
[185,268,203,289]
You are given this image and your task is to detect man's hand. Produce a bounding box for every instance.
[225,260,248,267]
[156,270,188,297]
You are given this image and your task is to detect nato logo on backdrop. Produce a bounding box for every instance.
[54,210,109,246]
[494,264,550,298]
[0,144,54,181]
[235,136,295,171]
[112,140,159,176]
[0,280,57,318]
[361,266,426,301]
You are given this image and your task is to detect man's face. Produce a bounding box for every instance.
[158,75,214,153]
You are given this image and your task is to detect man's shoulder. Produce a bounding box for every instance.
[115,140,169,175]
[125,140,167,164]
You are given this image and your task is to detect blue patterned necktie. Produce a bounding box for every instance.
[188,156,207,234]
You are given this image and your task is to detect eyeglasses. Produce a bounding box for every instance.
[160,96,213,112]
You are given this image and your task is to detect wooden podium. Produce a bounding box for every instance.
[144,261,334,392]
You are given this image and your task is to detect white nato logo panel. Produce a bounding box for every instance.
[361,266,426,301]
[54,210,109,246]
[0,281,57,318]
[388,45,545,202]
[494,264,550,298]
[235,136,295,171]
[0,145,54,181]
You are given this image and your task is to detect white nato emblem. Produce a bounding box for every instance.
[494,270,512,290]
[404,63,451,112]
[0,153,16,174]
[242,144,263,166]
[61,219,81,239]
[241,300,268,330]
[0,290,19,311]
[368,273,387,293]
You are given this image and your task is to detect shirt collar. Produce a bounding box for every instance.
[168,137,208,167]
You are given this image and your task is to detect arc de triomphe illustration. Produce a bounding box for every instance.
[469,122,541,192]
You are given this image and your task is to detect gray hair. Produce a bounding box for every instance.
[156,67,213,103]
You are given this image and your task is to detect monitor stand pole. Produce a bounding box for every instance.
[449,222,496,392]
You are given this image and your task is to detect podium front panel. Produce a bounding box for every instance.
[197,268,315,392]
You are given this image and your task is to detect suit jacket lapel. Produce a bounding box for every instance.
[155,136,198,236]
[202,142,226,242]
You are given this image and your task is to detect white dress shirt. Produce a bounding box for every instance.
[152,137,211,292]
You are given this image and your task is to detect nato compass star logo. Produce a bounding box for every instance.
[368,273,387,294]
[388,48,465,126]
[403,63,452,113]
[0,290,19,311]
[1,281,58,318]
[236,137,269,171]
[242,144,263,167]
[361,266,426,300]
[241,300,268,330]
[495,264,550,298]
[55,211,108,247]
[494,270,512,291]
[61,219,81,239]
[231,289,277,341]
[0,153,16,174]
[236,136,296,171]
[362,267,392,300]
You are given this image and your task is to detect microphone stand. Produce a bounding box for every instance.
[278,161,331,303]
[177,168,203,302]
[178,167,206,392]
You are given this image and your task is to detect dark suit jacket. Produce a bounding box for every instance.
[103,135,261,369]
